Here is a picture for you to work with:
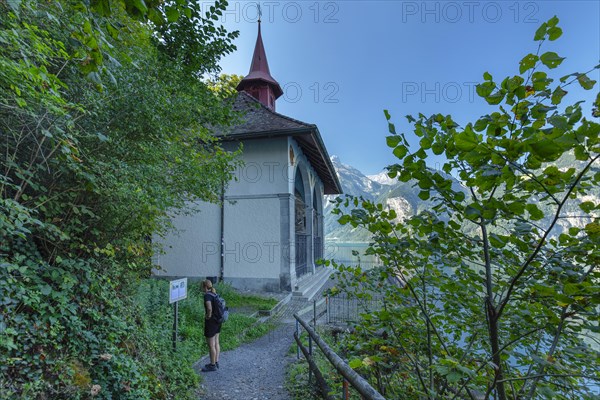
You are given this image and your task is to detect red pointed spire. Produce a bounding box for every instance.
[236,21,283,111]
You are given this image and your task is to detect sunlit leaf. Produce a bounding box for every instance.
[386,135,401,148]
[540,52,565,69]
[519,54,539,74]
[577,73,596,90]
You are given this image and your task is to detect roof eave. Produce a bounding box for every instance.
[309,127,343,195]
[217,127,342,195]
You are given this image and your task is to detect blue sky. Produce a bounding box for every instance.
[210,1,600,175]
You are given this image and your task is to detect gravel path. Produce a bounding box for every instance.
[196,272,336,399]
[197,323,296,400]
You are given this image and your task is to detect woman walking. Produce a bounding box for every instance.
[201,279,221,372]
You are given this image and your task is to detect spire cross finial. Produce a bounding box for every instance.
[236,5,283,110]
[257,3,262,23]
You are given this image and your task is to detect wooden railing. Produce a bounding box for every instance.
[293,310,386,400]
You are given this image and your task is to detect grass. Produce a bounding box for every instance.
[216,282,280,311]
[133,278,279,399]
[177,281,278,351]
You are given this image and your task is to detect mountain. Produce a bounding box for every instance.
[325,156,417,241]
[325,153,599,243]
[367,171,397,186]
[328,156,386,200]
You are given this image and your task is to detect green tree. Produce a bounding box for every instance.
[154,0,238,77]
[1,0,240,398]
[207,73,245,98]
[331,17,599,399]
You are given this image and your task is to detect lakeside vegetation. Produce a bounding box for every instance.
[328,17,599,399]
[288,17,599,400]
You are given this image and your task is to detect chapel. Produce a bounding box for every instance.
[155,21,341,294]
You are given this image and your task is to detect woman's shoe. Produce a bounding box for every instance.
[202,364,217,372]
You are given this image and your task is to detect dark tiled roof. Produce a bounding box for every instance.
[213,92,314,136]
[213,92,342,195]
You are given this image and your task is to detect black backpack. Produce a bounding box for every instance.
[209,292,229,324]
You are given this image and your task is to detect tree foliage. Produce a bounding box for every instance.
[154,0,238,77]
[207,73,245,99]
[331,17,599,399]
[1,0,240,398]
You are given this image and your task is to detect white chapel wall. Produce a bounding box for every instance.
[153,202,221,279]
[223,137,289,196]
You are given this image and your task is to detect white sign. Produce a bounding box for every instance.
[169,278,188,304]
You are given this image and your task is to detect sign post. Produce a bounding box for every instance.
[169,278,188,352]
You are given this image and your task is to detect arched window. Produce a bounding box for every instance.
[312,189,318,232]
[294,169,306,233]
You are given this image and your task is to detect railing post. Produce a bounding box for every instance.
[309,302,314,384]
[296,319,300,360]
[172,301,178,352]
[326,295,330,324]
[347,296,350,322]
[308,335,313,382]
[343,379,349,400]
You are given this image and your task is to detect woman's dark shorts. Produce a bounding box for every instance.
[204,318,221,338]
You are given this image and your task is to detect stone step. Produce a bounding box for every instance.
[292,267,333,301]
[292,268,326,295]
[293,270,321,292]
[258,293,291,317]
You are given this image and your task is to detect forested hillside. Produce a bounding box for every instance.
[0,1,241,397]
